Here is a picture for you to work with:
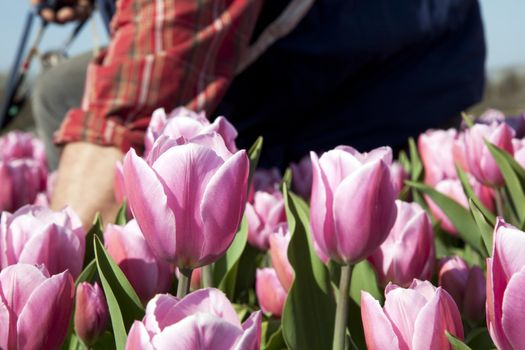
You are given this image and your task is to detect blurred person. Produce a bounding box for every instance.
[30,0,486,227]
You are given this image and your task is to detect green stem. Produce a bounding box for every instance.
[333,264,353,350]
[494,188,505,218]
[201,264,214,288]
[177,268,193,298]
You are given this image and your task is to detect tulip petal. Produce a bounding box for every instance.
[0,264,47,316]
[360,291,400,350]
[383,288,427,349]
[486,257,512,350]
[256,268,287,317]
[501,267,525,350]
[494,221,525,280]
[0,299,14,350]
[126,321,154,350]
[269,229,294,291]
[411,288,464,350]
[333,160,396,263]
[152,313,242,350]
[17,270,74,350]
[143,294,180,333]
[200,150,249,265]
[234,311,262,350]
[123,149,177,262]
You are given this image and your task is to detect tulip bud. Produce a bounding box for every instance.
[369,200,435,287]
[256,268,287,318]
[418,129,458,185]
[74,282,109,346]
[269,224,294,291]
[390,161,408,197]
[438,256,486,323]
[245,190,287,250]
[361,280,464,350]
[464,123,514,187]
[310,146,397,264]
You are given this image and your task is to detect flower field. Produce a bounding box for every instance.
[1,107,525,349]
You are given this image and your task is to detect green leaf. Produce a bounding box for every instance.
[213,216,248,299]
[462,112,474,128]
[281,188,336,350]
[75,260,97,287]
[83,214,104,268]
[94,236,144,350]
[114,200,128,225]
[282,167,292,191]
[486,142,525,223]
[408,137,423,182]
[446,331,473,350]
[456,165,496,226]
[264,327,287,350]
[398,150,410,173]
[469,199,494,256]
[465,328,495,350]
[406,181,484,254]
[248,136,263,186]
[349,260,382,305]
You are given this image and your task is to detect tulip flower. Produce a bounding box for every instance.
[126,288,262,350]
[426,178,493,234]
[486,218,525,350]
[438,256,486,323]
[361,280,464,350]
[369,200,435,287]
[0,263,74,350]
[268,224,294,291]
[290,155,313,200]
[0,131,47,164]
[390,161,408,197]
[418,129,458,185]
[463,123,514,187]
[123,136,249,297]
[104,220,174,303]
[245,190,286,250]
[0,205,85,278]
[256,268,287,317]
[74,282,109,346]
[310,146,397,264]
[144,107,238,156]
[248,168,282,202]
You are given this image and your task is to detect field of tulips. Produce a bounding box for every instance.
[2,107,525,349]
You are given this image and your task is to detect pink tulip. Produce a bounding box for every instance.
[464,123,514,186]
[145,107,238,156]
[104,220,173,303]
[0,205,85,278]
[268,224,294,291]
[361,280,464,350]
[438,256,486,323]
[310,146,397,264]
[245,190,286,250]
[0,132,48,212]
[290,155,313,200]
[123,139,249,269]
[74,282,109,346]
[512,138,525,169]
[248,168,282,203]
[256,268,287,318]
[369,200,435,287]
[452,133,470,173]
[0,263,74,350]
[427,178,494,234]
[126,288,262,350]
[418,129,458,185]
[486,218,525,350]
[390,161,409,197]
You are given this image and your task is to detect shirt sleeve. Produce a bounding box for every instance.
[54,0,263,154]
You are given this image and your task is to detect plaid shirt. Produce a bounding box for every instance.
[55,0,265,153]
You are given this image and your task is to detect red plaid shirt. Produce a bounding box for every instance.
[55,0,264,153]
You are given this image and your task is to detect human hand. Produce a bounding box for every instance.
[30,0,93,24]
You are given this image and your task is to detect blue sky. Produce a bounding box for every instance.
[0,1,524,73]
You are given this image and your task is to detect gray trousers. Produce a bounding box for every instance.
[32,52,92,170]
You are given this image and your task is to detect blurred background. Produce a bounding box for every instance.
[0,0,524,131]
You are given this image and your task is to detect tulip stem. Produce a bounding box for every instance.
[202,265,214,288]
[177,268,193,298]
[333,264,352,350]
[494,188,505,218]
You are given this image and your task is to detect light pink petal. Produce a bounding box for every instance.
[494,220,525,279]
[143,294,180,334]
[383,288,427,349]
[501,267,525,349]
[361,291,400,350]
[235,311,262,350]
[256,268,287,317]
[188,133,233,160]
[333,160,396,263]
[123,149,177,263]
[152,313,242,350]
[487,255,512,350]
[318,149,362,190]
[17,270,74,350]
[200,150,249,266]
[269,228,294,291]
[246,203,265,249]
[411,288,464,350]
[207,116,238,152]
[126,321,154,350]
[0,264,48,316]
[0,299,14,350]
